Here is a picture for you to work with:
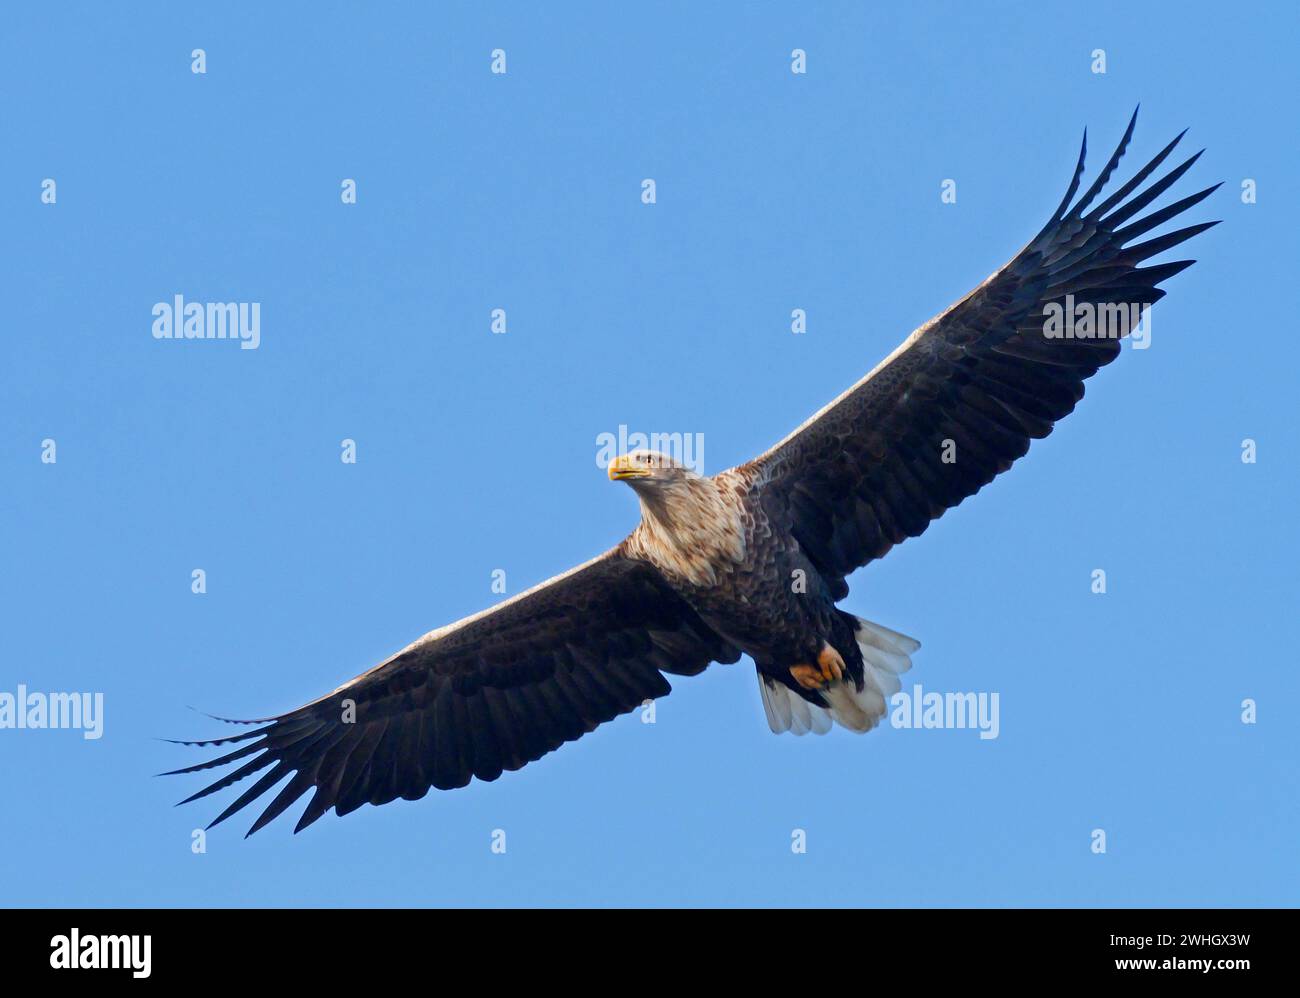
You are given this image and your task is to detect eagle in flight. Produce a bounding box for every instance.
[168,109,1217,835]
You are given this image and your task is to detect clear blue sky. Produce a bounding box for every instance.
[3,2,1297,907]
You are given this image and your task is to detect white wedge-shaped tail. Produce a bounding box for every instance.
[758,616,919,735]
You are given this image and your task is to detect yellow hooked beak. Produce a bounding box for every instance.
[608,454,651,481]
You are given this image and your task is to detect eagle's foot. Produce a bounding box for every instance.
[789,644,845,690]
[789,663,824,690]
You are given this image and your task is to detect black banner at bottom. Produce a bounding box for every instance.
[0,907,1277,983]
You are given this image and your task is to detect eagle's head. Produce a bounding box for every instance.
[608,449,738,575]
[607,449,693,491]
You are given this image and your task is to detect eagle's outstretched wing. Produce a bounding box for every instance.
[166,547,739,835]
[740,108,1219,599]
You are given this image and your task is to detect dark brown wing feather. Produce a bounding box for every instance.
[164,547,739,835]
[742,108,1219,599]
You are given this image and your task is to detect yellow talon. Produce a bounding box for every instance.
[790,645,844,690]
[789,663,824,690]
[817,643,845,683]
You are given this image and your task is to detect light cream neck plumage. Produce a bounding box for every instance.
[625,473,746,587]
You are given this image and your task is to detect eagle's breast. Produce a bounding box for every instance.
[625,473,749,589]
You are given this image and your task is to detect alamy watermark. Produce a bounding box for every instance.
[0,685,104,740]
[1043,294,1151,349]
[152,294,261,350]
[50,929,150,978]
[596,424,705,473]
[889,684,999,740]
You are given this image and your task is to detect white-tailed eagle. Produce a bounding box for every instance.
[167,109,1217,835]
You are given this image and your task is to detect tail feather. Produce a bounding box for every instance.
[857,618,921,656]
[758,674,832,736]
[833,615,918,732]
[758,615,919,736]
[758,673,794,731]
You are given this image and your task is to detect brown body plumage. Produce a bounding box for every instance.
[621,458,857,696]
